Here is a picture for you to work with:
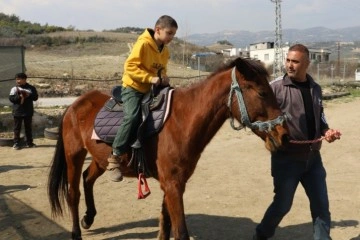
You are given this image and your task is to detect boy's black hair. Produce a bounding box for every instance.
[155,15,178,29]
[15,72,27,79]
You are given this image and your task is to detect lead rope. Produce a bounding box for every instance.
[289,137,324,144]
[289,129,341,144]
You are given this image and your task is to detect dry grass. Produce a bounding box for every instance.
[25,31,209,96]
[26,50,207,97]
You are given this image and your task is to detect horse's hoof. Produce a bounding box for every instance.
[81,217,91,229]
[71,233,82,240]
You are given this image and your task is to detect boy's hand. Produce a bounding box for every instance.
[151,76,170,86]
[161,76,170,86]
[21,90,30,98]
[151,77,161,85]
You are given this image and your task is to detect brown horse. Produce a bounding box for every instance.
[48,57,289,240]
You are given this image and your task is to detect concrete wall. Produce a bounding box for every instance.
[0,46,26,99]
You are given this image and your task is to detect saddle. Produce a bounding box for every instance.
[93,85,173,144]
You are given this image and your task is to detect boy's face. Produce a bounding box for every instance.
[16,77,27,86]
[156,27,177,45]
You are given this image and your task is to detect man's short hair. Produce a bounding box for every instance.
[289,44,309,59]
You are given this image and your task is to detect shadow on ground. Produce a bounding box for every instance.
[83,214,359,240]
[0,193,68,240]
[0,188,358,240]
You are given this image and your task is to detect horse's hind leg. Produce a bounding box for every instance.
[81,158,105,229]
[66,149,88,240]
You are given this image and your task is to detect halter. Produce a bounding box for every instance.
[227,67,288,132]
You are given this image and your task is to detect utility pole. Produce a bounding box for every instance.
[337,42,340,77]
[271,0,284,78]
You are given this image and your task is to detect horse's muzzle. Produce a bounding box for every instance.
[265,125,289,152]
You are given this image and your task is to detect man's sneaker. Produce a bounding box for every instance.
[13,143,21,150]
[107,154,124,182]
[26,143,36,148]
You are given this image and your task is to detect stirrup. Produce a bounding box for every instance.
[137,173,151,199]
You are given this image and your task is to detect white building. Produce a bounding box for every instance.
[221,47,249,58]
[249,42,331,67]
[220,42,331,67]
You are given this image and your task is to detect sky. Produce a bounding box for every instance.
[1,0,359,37]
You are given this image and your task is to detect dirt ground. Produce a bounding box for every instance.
[1,97,360,240]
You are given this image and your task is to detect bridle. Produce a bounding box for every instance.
[227,67,288,132]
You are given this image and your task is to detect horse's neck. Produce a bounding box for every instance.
[173,73,230,148]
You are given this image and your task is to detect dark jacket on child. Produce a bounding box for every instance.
[9,83,38,117]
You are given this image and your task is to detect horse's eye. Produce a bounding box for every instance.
[258,92,267,98]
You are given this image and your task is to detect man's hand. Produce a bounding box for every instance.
[324,129,341,143]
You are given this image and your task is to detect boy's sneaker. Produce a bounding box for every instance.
[26,143,36,148]
[13,143,21,150]
[107,154,124,182]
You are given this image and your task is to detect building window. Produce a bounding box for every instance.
[264,54,269,61]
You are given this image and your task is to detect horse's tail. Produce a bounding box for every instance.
[48,109,68,217]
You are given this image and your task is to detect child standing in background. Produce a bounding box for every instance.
[9,72,38,150]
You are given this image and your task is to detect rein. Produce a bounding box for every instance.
[227,67,288,132]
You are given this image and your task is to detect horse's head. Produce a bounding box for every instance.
[226,57,289,152]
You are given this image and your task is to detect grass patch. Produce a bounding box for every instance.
[0,106,12,113]
[348,88,360,98]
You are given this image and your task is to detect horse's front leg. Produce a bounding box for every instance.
[158,181,189,240]
[158,195,172,240]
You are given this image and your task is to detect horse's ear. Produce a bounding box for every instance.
[234,58,252,79]
[235,57,268,81]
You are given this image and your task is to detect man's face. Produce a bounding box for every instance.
[16,77,26,86]
[285,50,310,82]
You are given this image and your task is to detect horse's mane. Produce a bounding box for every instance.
[211,57,269,80]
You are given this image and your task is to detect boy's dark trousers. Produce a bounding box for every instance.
[13,116,33,145]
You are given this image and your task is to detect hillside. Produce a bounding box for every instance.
[187,26,360,47]
[187,27,360,61]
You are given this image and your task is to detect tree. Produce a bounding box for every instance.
[217,40,233,46]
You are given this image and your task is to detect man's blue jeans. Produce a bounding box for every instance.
[256,150,331,239]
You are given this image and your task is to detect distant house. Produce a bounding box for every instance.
[249,42,331,67]
[248,42,288,67]
[190,52,218,71]
[221,47,250,58]
[308,48,331,63]
[218,42,331,67]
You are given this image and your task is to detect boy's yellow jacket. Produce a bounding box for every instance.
[122,28,169,93]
